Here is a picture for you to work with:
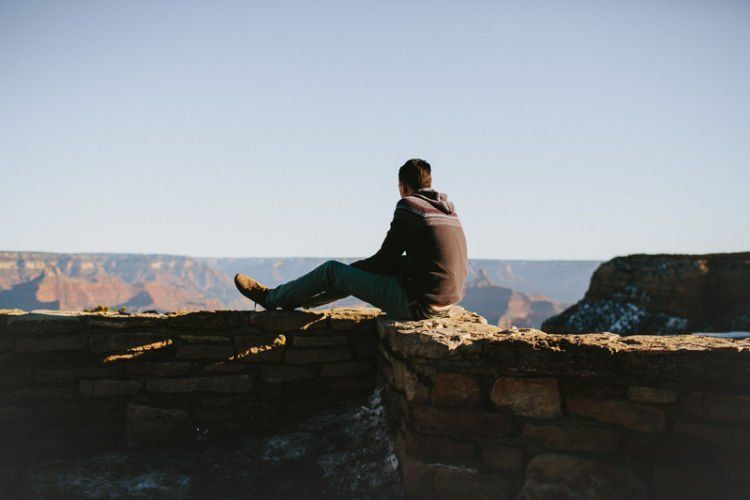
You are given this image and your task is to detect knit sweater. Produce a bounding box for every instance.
[350,188,468,307]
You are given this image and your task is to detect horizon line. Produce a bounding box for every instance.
[4,248,749,262]
[0,249,609,262]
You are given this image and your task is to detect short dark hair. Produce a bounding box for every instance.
[399,158,432,191]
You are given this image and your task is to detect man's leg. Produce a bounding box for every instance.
[264,260,415,320]
[298,290,350,309]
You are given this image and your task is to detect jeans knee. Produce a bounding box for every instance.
[321,260,345,287]
[322,260,347,269]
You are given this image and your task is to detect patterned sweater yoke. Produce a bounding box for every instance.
[350,187,469,311]
[394,192,463,228]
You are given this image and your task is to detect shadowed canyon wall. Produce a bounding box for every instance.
[2,308,749,499]
[543,252,750,335]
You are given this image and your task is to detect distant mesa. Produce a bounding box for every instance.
[0,252,229,313]
[542,252,750,335]
[460,269,565,329]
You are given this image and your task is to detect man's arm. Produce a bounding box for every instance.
[350,209,412,276]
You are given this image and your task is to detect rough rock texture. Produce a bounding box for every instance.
[378,308,750,499]
[1,390,403,499]
[0,307,381,458]
[517,453,648,500]
[2,306,750,498]
[542,252,750,334]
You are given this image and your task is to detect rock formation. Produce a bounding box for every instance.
[542,252,750,335]
[0,252,232,312]
[459,269,565,328]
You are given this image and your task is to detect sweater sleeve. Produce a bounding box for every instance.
[350,201,413,276]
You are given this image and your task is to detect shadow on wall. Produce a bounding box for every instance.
[0,308,382,458]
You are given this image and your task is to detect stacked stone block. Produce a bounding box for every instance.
[0,308,380,462]
[377,316,750,500]
[2,306,749,499]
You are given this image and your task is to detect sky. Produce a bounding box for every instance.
[1,1,748,260]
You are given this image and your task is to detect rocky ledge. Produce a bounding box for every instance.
[2,307,749,499]
[542,252,750,335]
[378,312,750,499]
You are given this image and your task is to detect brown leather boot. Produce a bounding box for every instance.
[234,273,273,310]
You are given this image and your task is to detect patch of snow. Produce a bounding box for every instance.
[561,300,647,334]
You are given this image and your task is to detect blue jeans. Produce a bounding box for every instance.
[264,260,416,320]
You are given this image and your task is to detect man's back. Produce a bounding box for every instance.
[351,187,468,308]
[394,189,468,306]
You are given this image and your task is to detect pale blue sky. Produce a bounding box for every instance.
[1,1,748,260]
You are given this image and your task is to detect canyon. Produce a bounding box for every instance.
[0,252,594,329]
[4,251,748,336]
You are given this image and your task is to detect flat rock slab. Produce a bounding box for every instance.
[379,314,750,383]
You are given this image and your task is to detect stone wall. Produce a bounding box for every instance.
[2,306,750,499]
[378,314,750,499]
[0,308,380,462]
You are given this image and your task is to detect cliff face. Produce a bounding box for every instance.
[459,270,565,329]
[542,253,750,334]
[0,253,232,312]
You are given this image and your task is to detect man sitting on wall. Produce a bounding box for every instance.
[234,158,468,321]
